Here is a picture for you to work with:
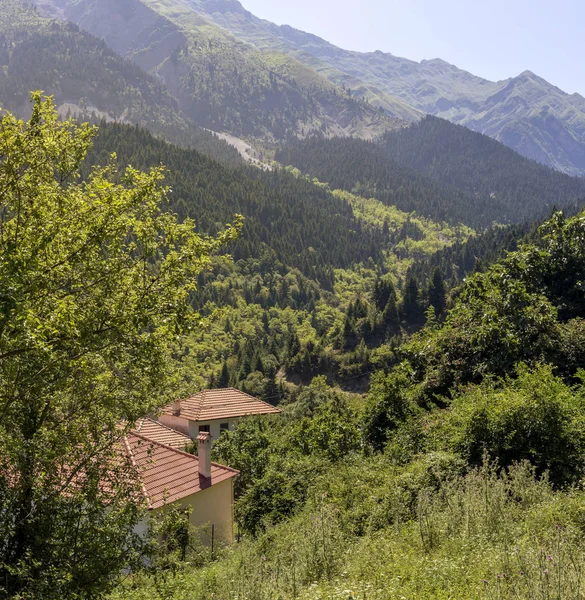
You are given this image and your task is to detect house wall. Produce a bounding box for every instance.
[187,418,237,441]
[163,477,235,544]
[158,414,191,436]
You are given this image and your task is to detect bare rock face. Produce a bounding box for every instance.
[29,1,63,18]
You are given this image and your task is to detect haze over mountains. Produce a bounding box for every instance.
[14,0,585,177]
[49,0,400,142]
[187,0,585,176]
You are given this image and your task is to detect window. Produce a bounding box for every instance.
[220,422,229,433]
[198,424,210,433]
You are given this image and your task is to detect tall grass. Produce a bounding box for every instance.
[113,458,585,600]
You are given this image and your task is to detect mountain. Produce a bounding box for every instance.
[182,0,585,177]
[42,0,401,143]
[276,118,585,228]
[84,121,388,288]
[0,0,242,164]
[276,137,485,227]
[381,116,585,218]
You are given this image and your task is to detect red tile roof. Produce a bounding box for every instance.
[124,432,238,510]
[133,418,191,450]
[161,388,281,422]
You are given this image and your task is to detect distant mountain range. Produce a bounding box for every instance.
[38,0,400,143]
[7,0,585,180]
[21,0,585,176]
[181,0,585,177]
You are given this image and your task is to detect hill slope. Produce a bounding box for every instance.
[183,0,585,176]
[381,116,585,219]
[1,0,241,164]
[276,124,585,228]
[46,0,401,143]
[276,137,485,227]
[84,122,388,287]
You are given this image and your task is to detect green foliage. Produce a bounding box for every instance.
[114,449,585,600]
[78,122,473,389]
[0,0,241,164]
[433,365,585,484]
[399,210,585,400]
[0,95,238,598]
[361,371,420,451]
[276,137,484,227]
[427,268,447,315]
[383,115,585,220]
[276,132,585,228]
[84,123,384,287]
[212,379,361,537]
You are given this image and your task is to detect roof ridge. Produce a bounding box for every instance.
[122,435,152,508]
[128,431,240,475]
[197,389,206,420]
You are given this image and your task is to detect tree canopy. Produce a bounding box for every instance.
[0,94,239,598]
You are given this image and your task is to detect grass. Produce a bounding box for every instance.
[112,456,585,600]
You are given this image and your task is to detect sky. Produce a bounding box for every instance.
[240,0,585,97]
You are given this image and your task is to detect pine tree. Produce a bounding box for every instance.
[428,268,447,315]
[218,361,231,387]
[401,276,422,323]
[382,296,399,332]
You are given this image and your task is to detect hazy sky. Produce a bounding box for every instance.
[240,0,585,97]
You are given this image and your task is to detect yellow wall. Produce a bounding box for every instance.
[156,478,235,545]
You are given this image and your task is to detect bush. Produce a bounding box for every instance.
[362,370,420,451]
[434,365,585,484]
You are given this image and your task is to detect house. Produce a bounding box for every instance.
[158,387,281,440]
[125,427,238,544]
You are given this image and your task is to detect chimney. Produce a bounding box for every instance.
[197,431,211,478]
[171,400,181,416]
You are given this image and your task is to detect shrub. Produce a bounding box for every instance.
[435,365,585,484]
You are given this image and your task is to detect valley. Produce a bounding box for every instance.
[1,1,585,599]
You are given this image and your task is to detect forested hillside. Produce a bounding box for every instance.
[85,123,383,285]
[4,2,585,596]
[116,206,585,600]
[382,116,585,214]
[48,0,400,143]
[83,121,585,396]
[276,133,585,228]
[84,122,477,392]
[0,0,242,163]
[276,137,491,227]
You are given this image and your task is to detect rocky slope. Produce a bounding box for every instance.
[185,0,585,176]
[1,0,242,163]
[44,0,401,143]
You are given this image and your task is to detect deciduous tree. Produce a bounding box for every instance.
[0,94,240,598]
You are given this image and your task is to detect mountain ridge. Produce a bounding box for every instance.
[185,0,585,176]
[44,0,403,143]
[1,0,243,164]
[276,116,585,229]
